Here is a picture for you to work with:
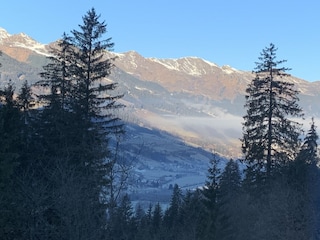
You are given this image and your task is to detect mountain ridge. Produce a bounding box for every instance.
[1,27,320,158]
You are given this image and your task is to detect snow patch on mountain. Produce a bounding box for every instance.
[202,59,219,68]
[150,57,219,76]
[150,56,243,77]
[221,65,239,74]
[150,58,179,71]
[134,86,154,94]
[115,51,142,69]
[10,33,50,56]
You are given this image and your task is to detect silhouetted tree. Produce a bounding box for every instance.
[201,154,222,239]
[241,43,303,183]
[0,81,23,240]
[180,189,207,240]
[67,9,124,239]
[285,119,320,239]
[0,81,21,187]
[163,184,184,240]
[297,118,319,165]
[152,202,163,239]
[30,8,124,239]
[216,159,242,240]
[16,80,37,166]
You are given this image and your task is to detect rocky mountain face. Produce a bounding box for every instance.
[1,28,320,202]
[111,51,251,101]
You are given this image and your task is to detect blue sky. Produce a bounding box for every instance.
[1,0,320,81]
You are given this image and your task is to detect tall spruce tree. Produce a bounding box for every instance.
[69,9,124,203]
[68,9,124,232]
[32,8,124,239]
[241,43,303,180]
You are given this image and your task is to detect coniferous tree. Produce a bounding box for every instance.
[32,32,83,239]
[218,160,241,201]
[287,119,320,239]
[216,159,242,240]
[152,203,163,233]
[241,43,303,181]
[0,81,23,240]
[297,118,319,165]
[201,154,221,239]
[289,118,319,191]
[152,202,163,237]
[33,34,75,170]
[31,8,124,239]
[38,33,74,110]
[68,9,124,219]
[17,80,35,114]
[16,80,36,163]
[134,203,149,240]
[203,154,221,202]
[109,194,135,240]
[0,81,21,186]
[163,184,184,240]
[180,189,207,240]
[68,10,124,238]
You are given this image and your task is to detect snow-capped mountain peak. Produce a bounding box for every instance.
[0,27,50,57]
[0,27,11,42]
[9,33,50,56]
